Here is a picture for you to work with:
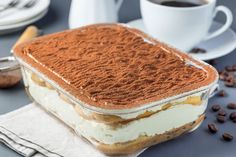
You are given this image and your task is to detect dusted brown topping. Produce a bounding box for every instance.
[14,24,218,109]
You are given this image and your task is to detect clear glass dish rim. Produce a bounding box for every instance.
[15,56,219,115]
[0,56,20,72]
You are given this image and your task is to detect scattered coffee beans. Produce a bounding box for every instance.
[225,80,235,87]
[222,133,234,141]
[227,103,236,110]
[218,64,236,88]
[225,66,234,72]
[212,104,221,112]
[218,90,226,97]
[218,109,227,116]
[190,48,206,54]
[217,115,226,123]
[229,112,236,120]
[232,64,236,71]
[205,63,236,144]
[208,123,218,133]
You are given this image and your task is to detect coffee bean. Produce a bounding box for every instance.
[227,103,236,109]
[229,112,236,120]
[225,66,234,72]
[222,133,234,141]
[232,64,236,71]
[190,48,206,54]
[190,48,199,53]
[218,109,227,116]
[208,123,218,133]
[217,115,226,123]
[212,104,221,112]
[218,90,226,97]
[225,79,235,87]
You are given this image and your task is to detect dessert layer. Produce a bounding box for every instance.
[29,69,206,123]
[14,24,218,109]
[96,115,204,155]
[24,69,207,145]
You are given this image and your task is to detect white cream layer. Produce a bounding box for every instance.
[24,70,207,145]
[81,91,206,119]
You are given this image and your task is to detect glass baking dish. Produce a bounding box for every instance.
[13,24,219,155]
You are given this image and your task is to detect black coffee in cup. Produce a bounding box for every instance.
[149,0,207,8]
[161,1,200,7]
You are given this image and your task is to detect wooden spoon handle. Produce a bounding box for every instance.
[12,26,39,51]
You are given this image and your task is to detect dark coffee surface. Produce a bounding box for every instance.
[160,1,201,7]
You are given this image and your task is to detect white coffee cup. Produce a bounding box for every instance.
[141,0,233,51]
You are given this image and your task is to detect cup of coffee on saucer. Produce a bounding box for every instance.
[141,0,233,51]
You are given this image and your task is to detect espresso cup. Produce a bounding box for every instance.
[141,0,233,51]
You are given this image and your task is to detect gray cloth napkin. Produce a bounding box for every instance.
[0,103,144,157]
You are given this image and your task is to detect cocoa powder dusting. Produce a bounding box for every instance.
[14,24,217,109]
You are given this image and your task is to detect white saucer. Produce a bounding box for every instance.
[127,19,236,61]
[0,9,48,35]
[0,0,50,26]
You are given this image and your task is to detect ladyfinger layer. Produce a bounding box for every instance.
[23,69,207,145]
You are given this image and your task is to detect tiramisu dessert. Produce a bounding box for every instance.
[13,24,218,155]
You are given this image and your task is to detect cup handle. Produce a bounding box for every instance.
[115,0,124,12]
[204,6,233,41]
